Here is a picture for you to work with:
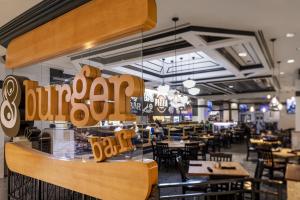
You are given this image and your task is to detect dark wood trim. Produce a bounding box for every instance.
[70,25,256,61]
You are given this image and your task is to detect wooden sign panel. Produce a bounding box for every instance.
[5,0,157,69]
[6,143,158,200]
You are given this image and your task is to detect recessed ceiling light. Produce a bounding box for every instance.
[238,52,247,57]
[280,71,285,75]
[286,33,295,38]
[287,59,295,63]
[229,85,234,88]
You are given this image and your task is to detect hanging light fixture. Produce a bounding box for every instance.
[183,78,196,89]
[157,58,170,94]
[268,39,283,111]
[188,87,200,95]
[183,56,196,88]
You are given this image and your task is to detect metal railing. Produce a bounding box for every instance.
[8,170,98,200]
[158,178,285,200]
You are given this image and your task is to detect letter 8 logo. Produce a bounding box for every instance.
[0,76,22,137]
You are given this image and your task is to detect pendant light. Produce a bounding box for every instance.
[268,39,283,111]
[188,87,200,95]
[157,58,170,94]
[183,56,196,88]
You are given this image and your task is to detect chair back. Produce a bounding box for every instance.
[156,142,169,157]
[254,159,265,179]
[257,149,273,164]
[209,153,232,162]
[151,140,157,159]
[183,142,199,161]
[175,156,187,182]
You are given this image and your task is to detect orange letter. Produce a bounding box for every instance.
[108,75,144,121]
[23,80,40,120]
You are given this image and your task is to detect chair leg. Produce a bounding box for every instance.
[246,150,249,161]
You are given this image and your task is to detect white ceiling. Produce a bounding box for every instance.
[153,0,300,93]
[0,0,299,99]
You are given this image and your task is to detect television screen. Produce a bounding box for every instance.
[207,101,213,112]
[239,104,248,112]
[287,97,296,114]
[259,105,269,113]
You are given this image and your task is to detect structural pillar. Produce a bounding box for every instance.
[292,80,300,150]
[192,99,208,122]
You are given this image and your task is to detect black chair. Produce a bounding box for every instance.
[209,153,232,162]
[244,159,265,199]
[182,142,199,163]
[198,142,207,161]
[150,140,157,161]
[246,138,257,161]
[212,135,221,152]
[257,149,285,179]
[156,143,175,168]
[175,156,208,194]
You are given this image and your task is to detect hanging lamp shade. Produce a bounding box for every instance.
[188,87,200,95]
[157,84,170,94]
[183,78,196,88]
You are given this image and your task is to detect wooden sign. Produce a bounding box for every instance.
[5,0,157,69]
[5,143,158,200]
[89,129,135,162]
[23,65,144,127]
[0,75,32,137]
[0,65,144,136]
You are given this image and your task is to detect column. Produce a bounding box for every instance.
[292,80,300,149]
[230,102,239,122]
[296,80,300,131]
[192,99,208,122]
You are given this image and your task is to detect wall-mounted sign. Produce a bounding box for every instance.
[130,90,192,116]
[155,95,168,113]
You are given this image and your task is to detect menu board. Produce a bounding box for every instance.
[130,90,192,116]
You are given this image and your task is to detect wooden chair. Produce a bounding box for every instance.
[209,153,232,162]
[257,149,285,179]
[175,156,208,194]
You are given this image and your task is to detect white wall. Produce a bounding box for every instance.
[223,110,230,121]
[278,108,295,130]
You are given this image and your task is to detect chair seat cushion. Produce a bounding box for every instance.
[263,161,285,169]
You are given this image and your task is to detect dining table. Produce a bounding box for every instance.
[188,161,250,178]
[272,148,300,164]
[250,138,281,146]
[160,140,205,149]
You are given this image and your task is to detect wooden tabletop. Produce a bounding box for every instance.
[199,135,215,140]
[188,161,250,177]
[250,138,281,145]
[160,140,205,148]
[273,148,300,159]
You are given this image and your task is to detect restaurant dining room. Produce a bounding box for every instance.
[0,0,299,200]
